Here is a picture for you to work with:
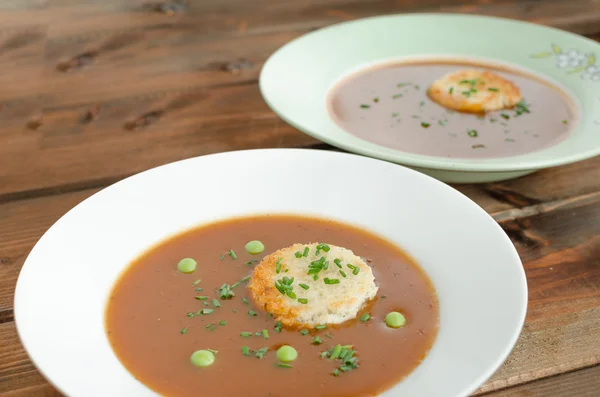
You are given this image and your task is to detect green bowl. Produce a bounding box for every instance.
[259,14,600,183]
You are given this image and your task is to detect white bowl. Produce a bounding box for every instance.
[15,149,527,397]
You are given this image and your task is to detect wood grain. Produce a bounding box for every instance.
[0,2,599,201]
[482,365,600,397]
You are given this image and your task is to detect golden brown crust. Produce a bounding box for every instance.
[427,70,522,113]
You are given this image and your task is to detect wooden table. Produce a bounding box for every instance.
[1,1,600,396]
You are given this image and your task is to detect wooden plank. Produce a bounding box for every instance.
[0,322,61,396]
[481,365,600,396]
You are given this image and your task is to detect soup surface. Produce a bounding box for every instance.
[328,61,577,159]
[106,215,439,397]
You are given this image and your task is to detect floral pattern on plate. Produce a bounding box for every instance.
[531,44,599,81]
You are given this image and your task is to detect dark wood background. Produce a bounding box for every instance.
[1,1,600,396]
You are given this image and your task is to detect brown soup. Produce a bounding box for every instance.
[328,60,577,159]
[106,215,439,397]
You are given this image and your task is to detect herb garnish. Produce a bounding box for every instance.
[322,344,360,376]
[227,249,237,260]
[501,113,510,120]
[195,295,208,301]
[302,247,309,257]
[312,336,324,345]
[248,309,258,317]
[360,313,371,322]
[472,144,486,149]
[449,87,454,94]
[232,275,251,288]
[420,122,431,128]
[295,251,302,258]
[299,283,310,290]
[275,258,283,274]
[298,298,308,304]
[274,322,283,333]
[219,320,227,326]
[300,329,309,335]
[277,362,293,368]
[186,312,195,318]
[200,309,214,315]
[488,87,499,92]
[467,129,478,138]
[241,346,251,355]
[218,284,235,299]
[360,104,370,109]
[373,97,379,103]
[193,279,201,286]
[323,278,340,285]
[262,329,269,339]
[315,324,327,330]
[397,82,411,87]
[392,94,403,99]
[339,270,347,278]
[240,331,253,338]
[254,347,268,359]
[212,299,221,307]
[205,323,218,331]
[180,327,187,334]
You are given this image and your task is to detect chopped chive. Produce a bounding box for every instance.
[286,291,297,299]
[462,91,471,97]
[219,320,227,326]
[352,267,360,275]
[207,348,218,355]
[339,270,347,278]
[414,84,420,90]
[193,279,201,286]
[360,104,370,109]
[332,369,341,376]
[421,122,431,128]
[325,333,333,338]
[203,302,209,306]
[397,82,411,87]
[373,97,379,103]
[360,313,371,322]
[254,347,269,359]
[312,336,324,345]
[232,308,237,313]
[248,309,258,317]
[302,246,309,257]
[299,283,310,290]
[459,79,471,85]
[472,144,486,149]
[180,327,187,334]
[219,255,225,261]
[467,129,478,137]
[241,345,251,355]
[275,258,282,274]
[195,296,208,300]
[315,324,327,330]
[278,362,293,368]
[330,344,342,360]
[392,93,403,99]
[262,329,269,339]
[449,87,454,94]
[186,312,195,318]
[218,284,235,299]
[334,258,342,267]
[300,329,309,335]
[205,322,216,329]
[212,299,221,307]
[313,274,319,281]
[274,322,283,333]
[200,309,214,315]
[228,249,237,260]
[501,113,510,120]
[323,278,340,285]
[470,88,477,93]
[438,120,445,126]
[488,87,499,92]
[242,297,249,304]
[391,112,400,117]
[240,332,253,338]
[381,294,387,299]
[195,288,203,292]
[295,251,302,258]
[298,298,308,304]
[562,120,568,124]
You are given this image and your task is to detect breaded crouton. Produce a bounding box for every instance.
[248,243,378,328]
[428,70,522,113]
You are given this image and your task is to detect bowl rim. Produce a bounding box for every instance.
[259,13,600,172]
[14,148,528,397]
